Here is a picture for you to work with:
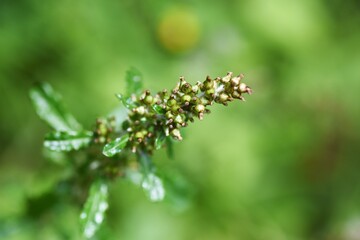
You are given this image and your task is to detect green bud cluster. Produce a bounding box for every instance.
[113,72,252,154]
[93,117,116,144]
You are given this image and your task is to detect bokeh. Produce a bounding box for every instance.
[1,0,360,239]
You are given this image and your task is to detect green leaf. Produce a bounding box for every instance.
[125,67,143,97]
[138,151,153,174]
[125,153,165,202]
[80,180,109,239]
[43,148,69,165]
[141,173,165,202]
[29,82,82,131]
[102,134,129,157]
[125,168,166,202]
[136,153,165,202]
[44,131,93,152]
[115,93,126,106]
[115,93,136,109]
[155,131,166,150]
[152,104,166,114]
[161,169,194,211]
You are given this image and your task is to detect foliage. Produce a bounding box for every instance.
[29,68,252,238]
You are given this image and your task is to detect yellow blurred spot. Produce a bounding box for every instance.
[157,7,200,54]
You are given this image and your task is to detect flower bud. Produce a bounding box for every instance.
[171,105,180,113]
[198,112,204,120]
[205,88,215,96]
[222,72,232,83]
[232,91,241,99]
[136,106,146,115]
[135,131,144,140]
[167,98,177,107]
[171,129,182,140]
[199,82,205,91]
[98,123,107,136]
[159,89,169,100]
[144,95,153,105]
[239,83,248,93]
[195,104,205,113]
[238,83,252,94]
[192,84,199,93]
[231,76,240,86]
[174,114,183,124]
[180,83,192,94]
[165,111,174,119]
[182,94,192,103]
[99,136,106,144]
[191,96,200,104]
[219,93,229,103]
[204,80,214,90]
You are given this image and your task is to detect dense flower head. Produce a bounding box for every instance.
[94,72,252,154]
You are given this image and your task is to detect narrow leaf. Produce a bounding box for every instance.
[29,82,82,131]
[161,169,194,211]
[43,148,69,165]
[115,93,126,106]
[80,180,109,239]
[142,173,165,202]
[44,131,93,152]
[115,93,136,109]
[136,153,165,202]
[155,132,166,150]
[102,134,129,157]
[152,104,166,114]
[125,168,166,202]
[138,151,153,174]
[125,67,143,97]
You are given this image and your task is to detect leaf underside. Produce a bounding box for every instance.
[80,180,109,239]
[102,134,130,157]
[30,82,82,131]
[44,131,93,152]
[125,67,143,97]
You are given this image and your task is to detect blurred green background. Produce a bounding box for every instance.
[1,0,360,239]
